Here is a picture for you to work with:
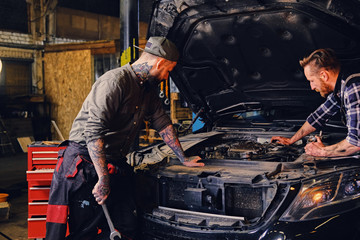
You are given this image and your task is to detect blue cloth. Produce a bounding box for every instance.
[46,141,137,240]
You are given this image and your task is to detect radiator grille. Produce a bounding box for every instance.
[167,180,188,202]
[225,185,263,218]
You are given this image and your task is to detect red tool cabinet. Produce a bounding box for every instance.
[26,142,65,239]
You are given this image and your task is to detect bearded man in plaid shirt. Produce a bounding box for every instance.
[272,48,360,157]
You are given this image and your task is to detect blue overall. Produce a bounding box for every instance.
[45,141,138,240]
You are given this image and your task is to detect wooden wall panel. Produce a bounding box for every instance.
[44,50,92,140]
[4,61,31,95]
[56,7,120,41]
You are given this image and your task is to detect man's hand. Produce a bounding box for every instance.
[304,135,326,156]
[88,138,110,205]
[92,175,110,205]
[183,156,204,167]
[271,122,316,146]
[159,125,205,167]
[271,136,293,145]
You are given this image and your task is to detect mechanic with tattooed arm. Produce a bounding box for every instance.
[45,37,204,240]
[271,48,360,157]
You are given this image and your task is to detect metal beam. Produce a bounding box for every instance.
[120,0,139,66]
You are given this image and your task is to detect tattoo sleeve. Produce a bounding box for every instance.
[159,125,186,162]
[87,139,110,194]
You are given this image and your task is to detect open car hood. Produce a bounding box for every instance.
[148,0,360,123]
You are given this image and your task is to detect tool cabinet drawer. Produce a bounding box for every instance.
[28,187,51,201]
[27,169,54,181]
[31,153,59,166]
[27,169,54,189]
[28,202,48,217]
[31,150,59,158]
[27,143,65,169]
[28,216,47,239]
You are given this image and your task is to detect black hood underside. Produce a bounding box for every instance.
[148,0,360,123]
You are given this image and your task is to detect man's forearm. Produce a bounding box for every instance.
[290,121,316,144]
[322,139,360,157]
[159,124,186,162]
[87,139,109,195]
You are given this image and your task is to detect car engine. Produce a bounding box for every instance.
[198,134,304,162]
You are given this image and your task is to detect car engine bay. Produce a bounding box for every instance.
[199,136,303,162]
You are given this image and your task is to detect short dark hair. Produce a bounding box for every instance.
[299,48,340,73]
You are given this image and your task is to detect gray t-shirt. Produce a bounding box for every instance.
[69,64,171,159]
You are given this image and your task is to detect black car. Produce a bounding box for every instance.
[128,0,360,239]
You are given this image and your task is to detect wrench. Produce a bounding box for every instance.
[102,204,122,239]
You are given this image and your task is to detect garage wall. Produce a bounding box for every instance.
[44,50,92,140]
[56,7,120,41]
[0,46,43,94]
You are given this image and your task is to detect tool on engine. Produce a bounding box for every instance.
[102,203,122,239]
[307,130,323,143]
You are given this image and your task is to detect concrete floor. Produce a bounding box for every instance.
[0,152,29,240]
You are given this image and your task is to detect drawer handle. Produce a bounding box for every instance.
[29,202,48,205]
[27,170,54,174]
[32,158,58,160]
[28,217,47,221]
[30,187,51,190]
[32,151,59,154]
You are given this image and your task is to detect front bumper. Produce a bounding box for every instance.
[140,207,360,240]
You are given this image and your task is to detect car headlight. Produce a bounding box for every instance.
[280,168,360,221]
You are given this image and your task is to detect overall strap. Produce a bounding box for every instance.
[339,73,360,125]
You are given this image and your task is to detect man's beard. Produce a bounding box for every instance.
[320,84,332,98]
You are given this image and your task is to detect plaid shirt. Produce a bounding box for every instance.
[307,71,360,147]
